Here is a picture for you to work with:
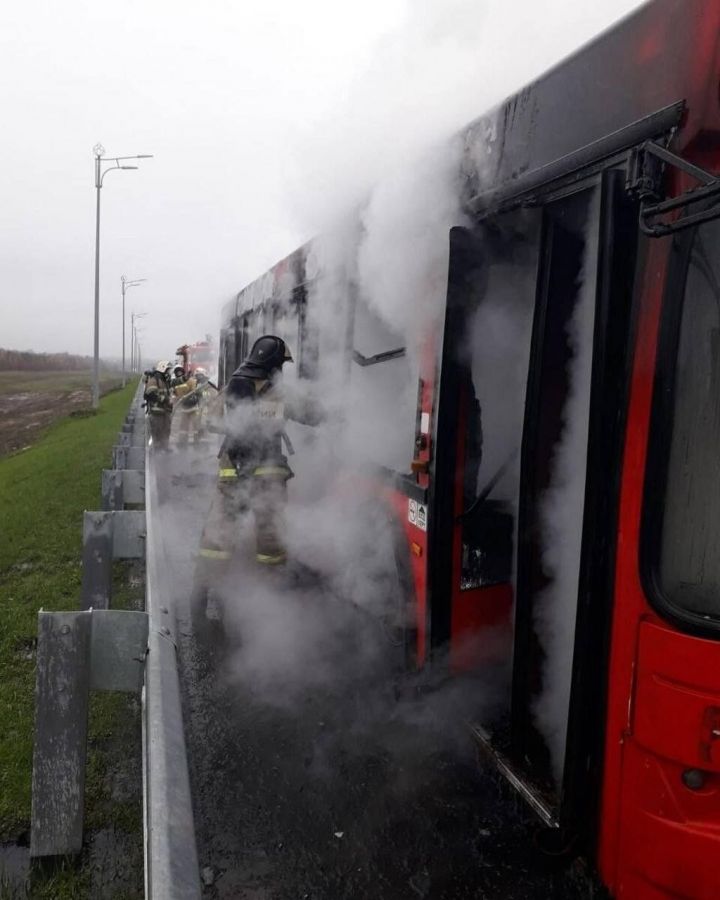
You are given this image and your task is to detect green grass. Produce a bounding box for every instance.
[0,383,139,840]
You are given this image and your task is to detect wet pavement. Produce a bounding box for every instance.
[155,450,602,900]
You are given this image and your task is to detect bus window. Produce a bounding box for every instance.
[297,286,319,380]
[273,300,301,387]
[246,309,262,353]
[348,298,417,473]
[220,327,236,387]
[461,213,540,590]
[237,315,248,366]
[647,218,720,630]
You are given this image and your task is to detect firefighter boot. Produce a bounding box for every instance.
[251,472,289,565]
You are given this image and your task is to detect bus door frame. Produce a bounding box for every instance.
[428,165,640,840]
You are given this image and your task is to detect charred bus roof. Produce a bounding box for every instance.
[223,0,720,324]
[462,0,720,210]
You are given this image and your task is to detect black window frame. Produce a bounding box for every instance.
[641,216,720,639]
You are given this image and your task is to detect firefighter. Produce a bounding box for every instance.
[143,361,174,451]
[191,367,217,444]
[170,364,186,388]
[198,334,317,569]
[172,365,198,446]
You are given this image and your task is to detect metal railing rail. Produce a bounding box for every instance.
[142,433,202,898]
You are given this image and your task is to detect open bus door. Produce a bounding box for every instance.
[430,167,639,843]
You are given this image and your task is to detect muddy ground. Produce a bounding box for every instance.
[0,372,122,457]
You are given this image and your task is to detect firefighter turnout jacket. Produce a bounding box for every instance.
[198,367,322,566]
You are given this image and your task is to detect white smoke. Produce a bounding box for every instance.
[287,0,646,235]
[187,0,644,765]
[532,190,601,784]
[467,218,540,503]
[357,140,465,347]
[212,142,475,739]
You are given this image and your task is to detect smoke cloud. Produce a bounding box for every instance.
[533,190,601,784]
[179,0,645,779]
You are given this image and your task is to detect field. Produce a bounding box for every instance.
[0,381,143,898]
[0,371,123,458]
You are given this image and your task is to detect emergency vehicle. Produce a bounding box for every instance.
[218,1,720,896]
[176,338,216,379]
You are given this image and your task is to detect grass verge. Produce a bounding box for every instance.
[0,382,144,898]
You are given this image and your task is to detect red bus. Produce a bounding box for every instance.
[218,1,720,896]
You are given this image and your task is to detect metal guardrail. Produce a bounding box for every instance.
[143,426,202,898]
[30,385,201,896]
[31,385,149,858]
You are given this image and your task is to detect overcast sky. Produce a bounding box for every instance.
[0,0,645,364]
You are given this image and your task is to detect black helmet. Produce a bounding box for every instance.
[236,335,293,377]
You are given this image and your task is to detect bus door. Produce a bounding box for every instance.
[430,210,542,679]
[432,169,638,838]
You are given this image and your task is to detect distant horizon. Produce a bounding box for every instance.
[0,346,128,370]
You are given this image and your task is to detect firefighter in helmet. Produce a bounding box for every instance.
[171,364,198,446]
[170,364,186,388]
[143,361,174,451]
[190,367,216,444]
[198,334,316,568]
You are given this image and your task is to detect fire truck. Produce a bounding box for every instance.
[218,1,720,896]
[175,338,216,379]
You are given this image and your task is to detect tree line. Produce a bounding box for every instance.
[0,348,98,372]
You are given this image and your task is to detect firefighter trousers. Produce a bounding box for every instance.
[147,409,172,450]
[174,408,200,445]
[199,459,290,566]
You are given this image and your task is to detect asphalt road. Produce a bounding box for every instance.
[155,449,601,900]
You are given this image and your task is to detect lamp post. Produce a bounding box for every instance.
[92,144,153,409]
[121,276,146,386]
[131,312,147,373]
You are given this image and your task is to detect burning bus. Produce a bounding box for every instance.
[216,1,720,897]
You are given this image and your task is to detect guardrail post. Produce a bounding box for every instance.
[102,469,124,511]
[80,510,146,609]
[30,610,92,857]
[113,445,128,469]
[101,469,145,510]
[81,512,114,610]
[30,609,149,859]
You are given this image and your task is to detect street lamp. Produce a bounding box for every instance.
[121,276,147,386]
[92,143,153,408]
[131,311,147,373]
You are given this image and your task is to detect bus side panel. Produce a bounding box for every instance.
[600,202,720,897]
[597,238,668,890]
[449,585,512,672]
[615,624,720,898]
[385,489,429,667]
[618,740,720,900]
